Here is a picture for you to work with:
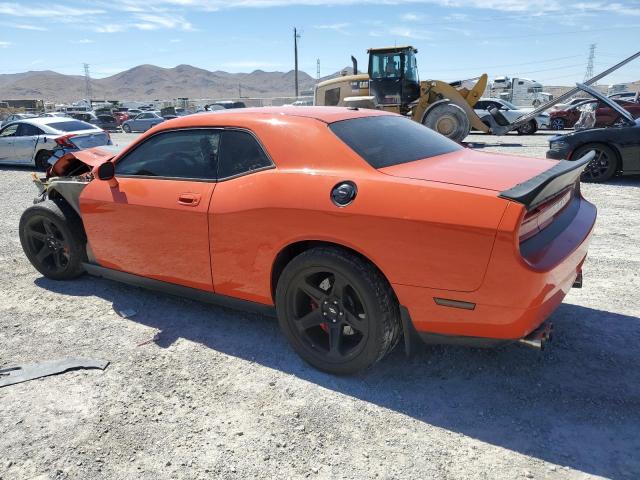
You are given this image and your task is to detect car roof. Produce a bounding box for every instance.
[172,106,392,127]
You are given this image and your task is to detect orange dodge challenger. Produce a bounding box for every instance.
[20,107,597,374]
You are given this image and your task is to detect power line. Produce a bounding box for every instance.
[83,63,92,100]
[585,43,596,82]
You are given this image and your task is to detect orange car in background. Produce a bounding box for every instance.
[19,107,597,374]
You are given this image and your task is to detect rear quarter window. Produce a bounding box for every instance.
[329,115,463,169]
[47,120,96,132]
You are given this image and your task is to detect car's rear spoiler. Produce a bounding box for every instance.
[498,151,595,210]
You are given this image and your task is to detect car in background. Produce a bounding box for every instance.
[547,84,640,182]
[209,101,246,109]
[0,117,111,170]
[20,107,595,374]
[112,111,130,125]
[39,112,72,119]
[608,92,639,102]
[121,112,165,133]
[549,98,640,130]
[550,97,593,111]
[127,109,143,116]
[474,98,550,134]
[0,113,37,128]
[93,114,119,132]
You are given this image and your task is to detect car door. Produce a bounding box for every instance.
[0,123,19,161]
[79,128,220,291]
[13,123,43,163]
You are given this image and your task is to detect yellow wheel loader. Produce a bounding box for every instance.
[315,46,491,142]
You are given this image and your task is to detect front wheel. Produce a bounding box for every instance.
[550,118,565,130]
[275,247,401,374]
[573,144,618,183]
[19,200,87,280]
[122,124,132,133]
[422,102,471,143]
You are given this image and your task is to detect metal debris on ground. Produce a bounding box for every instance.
[0,358,109,388]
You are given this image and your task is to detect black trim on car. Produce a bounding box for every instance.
[82,263,277,317]
[113,126,276,183]
[499,151,594,210]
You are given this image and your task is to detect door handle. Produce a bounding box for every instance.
[177,193,201,206]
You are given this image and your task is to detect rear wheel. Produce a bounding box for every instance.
[122,124,132,133]
[34,150,52,171]
[573,143,618,183]
[422,102,470,143]
[275,247,401,375]
[551,118,565,130]
[19,200,86,280]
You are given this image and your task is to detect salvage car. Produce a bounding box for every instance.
[547,84,640,182]
[122,112,164,133]
[0,113,36,128]
[474,98,550,134]
[19,107,596,374]
[549,98,640,130]
[0,117,111,170]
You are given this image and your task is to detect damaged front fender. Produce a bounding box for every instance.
[32,144,124,215]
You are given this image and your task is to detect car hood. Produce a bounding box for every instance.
[378,148,558,192]
[50,144,124,177]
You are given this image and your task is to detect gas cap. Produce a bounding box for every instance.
[331,181,357,207]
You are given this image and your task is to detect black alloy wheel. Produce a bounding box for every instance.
[19,200,86,280]
[276,247,401,374]
[574,144,618,183]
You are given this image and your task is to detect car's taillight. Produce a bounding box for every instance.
[519,187,573,242]
[55,134,77,148]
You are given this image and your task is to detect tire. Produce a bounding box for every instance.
[34,150,52,171]
[551,118,565,130]
[122,124,132,133]
[573,144,618,183]
[517,120,538,135]
[275,247,401,375]
[422,102,471,143]
[19,200,87,280]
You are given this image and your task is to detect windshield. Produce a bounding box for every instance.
[500,100,518,110]
[329,115,462,169]
[370,52,402,79]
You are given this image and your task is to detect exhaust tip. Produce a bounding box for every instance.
[518,322,553,350]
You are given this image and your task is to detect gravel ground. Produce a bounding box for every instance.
[1,131,639,480]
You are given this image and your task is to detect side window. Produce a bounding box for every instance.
[324,87,341,107]
[218,130,271,179]
[115,129,220,180]
[17,124,43,136]
[475,101,487,110]
[0,124,19,137]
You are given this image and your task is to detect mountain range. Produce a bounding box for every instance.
[0,64,320,103]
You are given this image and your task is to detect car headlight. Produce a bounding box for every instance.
[549,141,569,152]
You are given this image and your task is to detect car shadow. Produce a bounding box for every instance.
[0,165,36,173]
[35,275,640,479]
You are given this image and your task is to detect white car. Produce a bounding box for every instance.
[474,98,550,134]
[0,117,111,170]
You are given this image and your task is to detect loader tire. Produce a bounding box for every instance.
[422,102,470,143]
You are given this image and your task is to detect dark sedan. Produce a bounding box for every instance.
[547,85,640,182]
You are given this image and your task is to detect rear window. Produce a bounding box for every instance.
[329,115,463,169]
[48,120,96,132]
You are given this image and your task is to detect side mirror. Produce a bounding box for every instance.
[97,161,118,188]
[97,161,115,180]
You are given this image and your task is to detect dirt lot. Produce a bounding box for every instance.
[1,131,639,480]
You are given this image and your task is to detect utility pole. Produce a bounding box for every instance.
[238,83,242,98]
[316,58,321,81]
[83,63,93,101]
[294,27,301,98]
[585,43,596,83]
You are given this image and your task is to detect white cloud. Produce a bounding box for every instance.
[0,41,12,48]
[401,13,420,21]
[72,38,95,44]
[0,2,105,18]
[388,26,430,40]
[96,24,125,33]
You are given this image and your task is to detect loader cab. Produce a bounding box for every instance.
[368,46,420,113]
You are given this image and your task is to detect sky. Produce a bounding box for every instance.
[0,0,639,86]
